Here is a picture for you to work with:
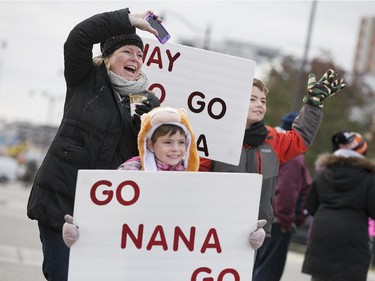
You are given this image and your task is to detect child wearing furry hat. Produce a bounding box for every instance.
[302,131,375,281]
[118,106,199,171]
[63,107,266,250]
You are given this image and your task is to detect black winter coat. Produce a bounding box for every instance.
[302,153,375,281]
[27,8,158,231]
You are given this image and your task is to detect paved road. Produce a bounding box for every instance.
[0,181,44,281]
[0,181,374,281]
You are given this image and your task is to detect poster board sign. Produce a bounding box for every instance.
[142,38,256,165]
[68,170,263,281]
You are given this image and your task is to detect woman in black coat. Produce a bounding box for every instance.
[26,8,160,281]
[302,132,375,281]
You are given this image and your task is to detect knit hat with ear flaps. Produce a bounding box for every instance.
[101,34,144,57]
[137,107,199,171]
[331,131,368,155]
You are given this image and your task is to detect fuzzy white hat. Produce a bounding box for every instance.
[137,107,199,171]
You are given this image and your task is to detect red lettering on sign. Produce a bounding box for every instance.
[191,267,240,281]
[173,226,196,251]
[121,224,144,249]
[187,92,227,120]
[116,180,140,206]
[146,225,168,250]
[90,180,113,206]
[197,134,209,157]
[201,228,222,253]
[166,49,181,72]
[148,83,166,103]
[145,46,163,69]
[90,180,140,206]
[143,44,181,72]
[191,267,213,281]
[120,224,221,253]
[217,268,240,281]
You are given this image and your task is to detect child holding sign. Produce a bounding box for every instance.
[63,107,266,250]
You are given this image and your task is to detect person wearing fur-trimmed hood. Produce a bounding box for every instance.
[302,131,375,281]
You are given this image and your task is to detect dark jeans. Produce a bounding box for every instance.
[38,221,70,281]
[252,222,294,281]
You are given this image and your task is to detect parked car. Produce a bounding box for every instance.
[0,156,18,184]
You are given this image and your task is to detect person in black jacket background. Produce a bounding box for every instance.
[302,131,375,281]
[26,8,160,281]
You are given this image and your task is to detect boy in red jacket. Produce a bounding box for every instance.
[199,70,345,280]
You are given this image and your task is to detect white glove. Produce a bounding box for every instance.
[249,219,267,250]
[62,214,79,248]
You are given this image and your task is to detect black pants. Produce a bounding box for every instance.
[252,222,294,281]
[38,222,70,281]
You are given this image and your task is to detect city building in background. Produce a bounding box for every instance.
[353,17,375,77]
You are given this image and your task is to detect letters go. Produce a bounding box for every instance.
[148,83,166,103]
[191,267,240,281]
[90,180,140,206]
[187,91,227,120]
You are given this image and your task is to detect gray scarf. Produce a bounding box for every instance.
[108,70,149,101]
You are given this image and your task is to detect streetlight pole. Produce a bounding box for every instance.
[203,22,212,50]
[293,0,317,111]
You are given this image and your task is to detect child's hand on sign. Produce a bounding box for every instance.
[249,219,267,250]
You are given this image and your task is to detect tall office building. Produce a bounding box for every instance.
[353,17,375,76]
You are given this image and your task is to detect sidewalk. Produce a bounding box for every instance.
[287,242,375,281]
[1,182,374,281]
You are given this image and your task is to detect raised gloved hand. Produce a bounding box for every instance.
[303,69,346,108]
[249,219,267,250]
[62,214,79,248]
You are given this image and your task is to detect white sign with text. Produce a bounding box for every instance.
[68,170,263,281]
[142,38,256,165]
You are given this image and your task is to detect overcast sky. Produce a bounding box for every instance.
[0,0,374,125]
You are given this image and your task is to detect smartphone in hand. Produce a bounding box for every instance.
[145,14,171,44]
